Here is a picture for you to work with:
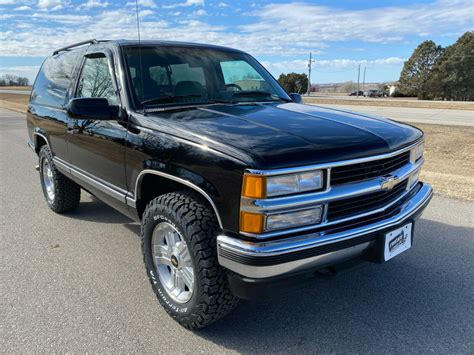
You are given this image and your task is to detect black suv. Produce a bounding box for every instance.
[27,39,432,329]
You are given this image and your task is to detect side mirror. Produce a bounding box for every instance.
[67,98,111,120]
[289,93,303,104]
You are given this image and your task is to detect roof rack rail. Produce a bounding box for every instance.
[53,39,99,55]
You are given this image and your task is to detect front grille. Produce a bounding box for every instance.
[331,151,410,185]
[327,180,408,221]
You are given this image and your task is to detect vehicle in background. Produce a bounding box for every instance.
[348,90,364,96]
[365,89,386,97]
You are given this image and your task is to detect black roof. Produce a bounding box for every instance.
[52,38,244,55]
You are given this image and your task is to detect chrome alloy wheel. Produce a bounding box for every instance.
[42,158,55,201]
[151,222,194,303]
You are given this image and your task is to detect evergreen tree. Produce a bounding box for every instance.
[429,31,474,101]
[277,73,308,94]
[398,40,443,99]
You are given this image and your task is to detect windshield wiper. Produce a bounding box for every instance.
[141,94,203,106]
[231,91,292,102]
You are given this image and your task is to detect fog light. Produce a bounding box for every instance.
[266,206,323,231]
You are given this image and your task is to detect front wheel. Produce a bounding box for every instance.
[141,192,238,330]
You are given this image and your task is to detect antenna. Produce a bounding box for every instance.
[135,0,145,111]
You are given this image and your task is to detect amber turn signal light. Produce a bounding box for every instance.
[242,174,266,199]
[240,212,265,234]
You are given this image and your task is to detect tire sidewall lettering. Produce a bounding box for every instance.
[146,214,193,315]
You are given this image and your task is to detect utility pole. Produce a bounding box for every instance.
[357,64,361,97]
[362,66,366,93]
[307,52,315,96]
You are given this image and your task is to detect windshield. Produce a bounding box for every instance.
[123,45,290,108]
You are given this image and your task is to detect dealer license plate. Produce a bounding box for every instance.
[384,223,412,261]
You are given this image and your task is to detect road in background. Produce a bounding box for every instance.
[0,89,31,95]
[1,108,473,352]
[310,103,474,127]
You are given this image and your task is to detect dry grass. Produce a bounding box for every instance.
[414,123,474,201]
[304,96,474,110]
[1,93,472,200]
[0,93,29,113]
[0,86,32,90]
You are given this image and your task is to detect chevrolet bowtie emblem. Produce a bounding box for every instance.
[380,175,400,191]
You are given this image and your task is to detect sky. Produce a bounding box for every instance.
[0,0,472,84]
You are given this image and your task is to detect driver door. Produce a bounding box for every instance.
[67,51,129,201]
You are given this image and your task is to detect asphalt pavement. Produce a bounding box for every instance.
[1,107,473,353]
[311,103,474,127]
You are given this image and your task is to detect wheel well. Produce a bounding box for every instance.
[35,134,48,154]
[136,174,214,220]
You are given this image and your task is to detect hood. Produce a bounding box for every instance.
[145,102,423,169]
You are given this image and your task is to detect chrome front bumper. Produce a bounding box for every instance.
[217,183,433,279]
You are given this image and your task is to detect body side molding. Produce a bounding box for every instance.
[53,157,128,203]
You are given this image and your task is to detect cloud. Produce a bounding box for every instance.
[31,12,92,24]
[0,0,15,4]
[139,9,153,17]
[192,9,206,16]
[37,0,66,9]
[1,0,472,61]
[241,0,474,44]
[14,5,32,11]
[0,66,40,83]
[217,2,227,7]
[78,0,109,9]
[260,57,407,75]
[125,0,156,8]
[163,0,204,9]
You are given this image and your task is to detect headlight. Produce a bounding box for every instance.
[242,170,324,199]
[266,206,323,231]
[411,142,424,162]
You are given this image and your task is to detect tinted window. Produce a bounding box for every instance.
[125,46,290,107]
[77,56,117,105]
[30,50,83,108]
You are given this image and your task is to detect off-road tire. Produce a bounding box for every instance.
[39,145,81,213]
[141,192,239,330]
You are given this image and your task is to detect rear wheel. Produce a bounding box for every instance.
[39,145,81,213]
[141,192,239,330]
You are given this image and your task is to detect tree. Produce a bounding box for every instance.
[0,74,29,86]
[398,40,443,99]
[427,31,473,101]
[340,81,355,93]
[277,72,308,94]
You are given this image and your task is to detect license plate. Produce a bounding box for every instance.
[384,223,412,261]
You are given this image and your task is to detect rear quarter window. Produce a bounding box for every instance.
[30,49,83,108]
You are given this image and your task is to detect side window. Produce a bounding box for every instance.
[77,56,118,105]
[30,50,82,108]
[220,60,268,91]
